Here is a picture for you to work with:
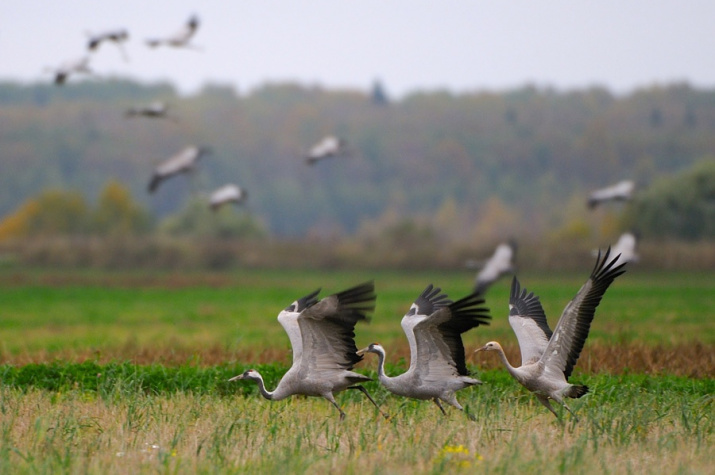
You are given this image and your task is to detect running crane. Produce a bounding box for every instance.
[358,285,491,419]
[475,248,626,421]
[229,282,388,420]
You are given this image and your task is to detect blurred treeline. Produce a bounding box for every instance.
[0,79,713,270]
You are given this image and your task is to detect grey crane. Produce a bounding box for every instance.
[125,101,172,119]
[475,248,626,421]
[146,15,200,49]
[147,146,210,194]
[48,56,92,85]
[87,29,129,59]
[594,232,639,266]
[471,240,517,294]
[209,184,247,211]
[229,281,388,420]
[357,286,491,420]
[587,180,635,209]
[304,135,350,165]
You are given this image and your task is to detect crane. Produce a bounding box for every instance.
[48,56,92,85]
[209,184,247,211]
[471,240,517,294]
[594,232,639,265]
[87,29,129,59]
[147,146,210,194]
[146,15,200,49]
[357,285,491,420]
[229,281,388,420]
[475,248,626,421]
[304,135,350,165]
[587,180,635,209]
[125,101,172,119]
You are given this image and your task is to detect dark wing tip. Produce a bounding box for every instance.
[333,280,376,319]
[296,288,321,312]
[414,283,452,316]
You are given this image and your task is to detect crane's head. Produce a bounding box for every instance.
[357,342,384,356]
[228,369,262,382]
[475,341,501,353]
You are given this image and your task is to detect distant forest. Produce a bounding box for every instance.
[0,79,713,243]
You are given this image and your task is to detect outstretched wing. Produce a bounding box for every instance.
[276,288,321,364]
[400,284,452,372]
[298,281,376,376]
[412,291,491,382]
[508,277,552,365]
[540,248,627,379]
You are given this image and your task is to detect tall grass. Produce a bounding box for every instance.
[0,369,711,473]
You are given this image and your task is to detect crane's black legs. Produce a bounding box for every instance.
[348,385,390,419]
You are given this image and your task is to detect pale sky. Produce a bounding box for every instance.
[1,1,714,98]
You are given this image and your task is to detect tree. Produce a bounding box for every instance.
[622,158,715,240]
[92,180,151,236]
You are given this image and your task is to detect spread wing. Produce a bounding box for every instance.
[411,291,491,382]
[540,248,627,379]
[508,276,552,365]
[276,288,320,364]
[298,281,375,376]
[400,284,451,372]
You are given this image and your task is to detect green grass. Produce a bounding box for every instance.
[0,267,712,473]
[1,268,712,360]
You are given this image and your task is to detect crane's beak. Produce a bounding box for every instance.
[228,374,244,382]
[356,347,368,356]
[474,345,488,353]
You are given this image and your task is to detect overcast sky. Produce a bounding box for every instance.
[2,1,714,98]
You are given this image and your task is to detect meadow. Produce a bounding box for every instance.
[0,267,712,473]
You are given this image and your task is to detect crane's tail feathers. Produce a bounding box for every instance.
[566,384,589,398]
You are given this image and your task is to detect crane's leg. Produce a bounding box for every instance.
[441,395,476,421]
[560,401,580,423]
[432,398,448,416]
[348,385,389,419]
[535,395,561,419]
[323,393,347,421]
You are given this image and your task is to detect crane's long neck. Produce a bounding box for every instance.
[252,374,275,400]
[373,348,398,388]
[493,344,521,379]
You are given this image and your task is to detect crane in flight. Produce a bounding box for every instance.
[147,145,210,194]
[304,135,350,165]
[587,180,635,209]
[209,184,247,211]
[475,248,626,421]
[470,240,517,294]
[146,15,201,49]
[229,281,388,420]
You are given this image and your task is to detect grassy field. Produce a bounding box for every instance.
[0,267,712,473]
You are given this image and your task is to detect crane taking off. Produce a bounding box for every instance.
[476,248,626,421]
[358,285,491,420]
[229,281,388,420]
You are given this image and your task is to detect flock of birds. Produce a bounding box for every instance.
[230,248,627,422]
[43,13,643,423]
[46,14,354,213]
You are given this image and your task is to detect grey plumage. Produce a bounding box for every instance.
[476,248,627,421]
[147,146,210,193]
[358,285,491,419]
[587,180,635,209]
[473,240,517,294]
[230,282,387,420]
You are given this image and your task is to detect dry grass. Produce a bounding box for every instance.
[0,386,711,474]
[2,340,713,379]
